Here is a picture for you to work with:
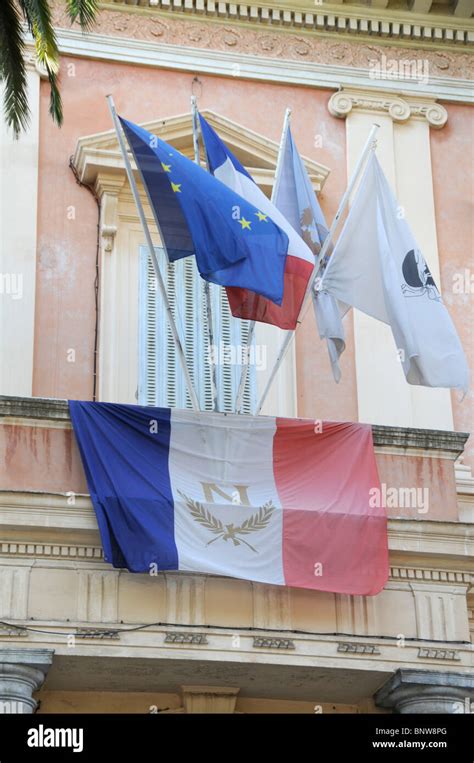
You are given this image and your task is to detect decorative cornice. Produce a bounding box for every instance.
[164,632,209,643]
[253,636,295,649]
[0,625,28,638]
[0,396,469,455]
[72,109,330,190]
[328,88,449,127]
[60,3,474,49]
[0,396,70,421]
[0,528,472,580]
[338,642,381,654]
[390,567,471,584]
[371,424,468,455]
[0,540,103,560]
[74,628,120,640]
[37,24,474,104]
[417,647,461,661]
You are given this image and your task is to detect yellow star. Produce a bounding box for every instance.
[238,217,251,230]
[255,211,268,222]
[171,182,181,193]
[161,162,171,172]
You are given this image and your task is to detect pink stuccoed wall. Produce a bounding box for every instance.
[0,422,460,522]
[33,57,347,409]
[430,106,474,468]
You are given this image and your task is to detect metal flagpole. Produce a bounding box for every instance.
[254,122,380,416]
[191,96,218,412]
[234,107,292,414]
[106,95,201,412]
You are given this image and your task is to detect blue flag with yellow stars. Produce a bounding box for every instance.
[119,117,289,305]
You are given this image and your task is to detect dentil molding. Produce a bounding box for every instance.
[55,3,474,51]
[328,88,449,127]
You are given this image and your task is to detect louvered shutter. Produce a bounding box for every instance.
[138,247,256,412]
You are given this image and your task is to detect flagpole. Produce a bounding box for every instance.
[106,95,201,412]
[254,122,380,416]
[191,96,219,412]
[234,107,292,414]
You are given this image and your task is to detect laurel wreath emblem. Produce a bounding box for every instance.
[178,491,275,554]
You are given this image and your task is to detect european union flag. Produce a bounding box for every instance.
[120,117,289,305]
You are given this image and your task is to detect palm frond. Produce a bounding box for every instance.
[66,0,99,30]
[0,0,30,136]
[20,0,62,126]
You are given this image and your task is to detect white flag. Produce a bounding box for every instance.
[312,290,348,383]
[269,122,349,379]
[319,153,469,393]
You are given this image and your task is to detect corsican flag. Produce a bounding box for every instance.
[120,117,289,304]
[198,114,314,330]
[70,401,388,596]
[270,123,347,382]
[318,153,469,393]
[274,124,329,258]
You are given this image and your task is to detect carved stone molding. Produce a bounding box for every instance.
[417,647,460,661]
[328,88,448,128]
[338,642,381,655]
[95,174,126,255]
[390,567,471,584]
[24,53,48,79]
[74,628,120,640]
[253,636,295,649]
[53,4,474,54]
[0,541,103,560]
[164,632,208,644]
[0,625,28,638]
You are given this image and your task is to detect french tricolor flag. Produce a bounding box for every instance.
[70,402,388,595]
[199,114,315,330]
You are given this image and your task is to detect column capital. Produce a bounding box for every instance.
[375,669,474,713]
[0,648,54,714]
[328,88,448,129]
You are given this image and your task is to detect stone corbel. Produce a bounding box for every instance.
[181,685,240,713]
[328,88,448,129]
[24,48,49,80]
[94,174,126,254]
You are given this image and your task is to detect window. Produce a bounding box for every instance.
[138,247,256,412]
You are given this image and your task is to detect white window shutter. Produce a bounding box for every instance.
[138,247,256,412]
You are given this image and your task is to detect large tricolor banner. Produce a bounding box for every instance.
[69,402,388,595]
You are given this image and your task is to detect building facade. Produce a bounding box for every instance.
[0,0,473,713]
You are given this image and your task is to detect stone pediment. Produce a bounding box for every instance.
[72,109,330,195]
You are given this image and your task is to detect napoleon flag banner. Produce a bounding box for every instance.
[69,401,388,595]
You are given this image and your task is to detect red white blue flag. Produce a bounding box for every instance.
[199,114,314,330]
[70,402,388,595]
